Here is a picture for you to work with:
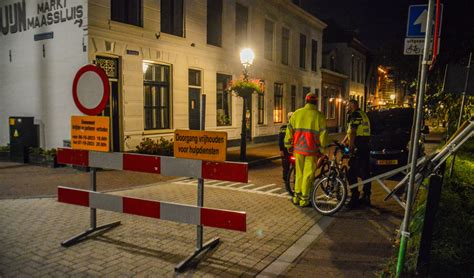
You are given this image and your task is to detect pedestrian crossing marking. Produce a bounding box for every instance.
[239,184,255,189]
[267,187,283,193]
[171,179,290,198]
[253,184,276,191]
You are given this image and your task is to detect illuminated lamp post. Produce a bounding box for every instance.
[239,48,255,161]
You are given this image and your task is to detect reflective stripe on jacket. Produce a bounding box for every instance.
[347,109,371,139]
[284,103,328,156]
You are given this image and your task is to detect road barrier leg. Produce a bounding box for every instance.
[61,168,121,247]
[175,177,220,272]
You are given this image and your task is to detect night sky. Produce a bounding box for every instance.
[303,0,474,77]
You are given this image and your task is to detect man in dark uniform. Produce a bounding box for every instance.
[343,99,372,208]
[279,112,293,182]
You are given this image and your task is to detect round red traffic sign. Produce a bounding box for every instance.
[72,64,110,115]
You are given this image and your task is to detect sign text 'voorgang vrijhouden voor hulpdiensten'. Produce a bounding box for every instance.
[174,130,227,162]
[0,0,84,36]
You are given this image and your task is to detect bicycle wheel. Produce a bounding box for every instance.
[285,164,295,196]
[311,176,347,215]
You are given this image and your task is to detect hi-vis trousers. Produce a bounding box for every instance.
[294,153,317,200]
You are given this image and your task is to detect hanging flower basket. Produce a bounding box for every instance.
[228,79,263,98]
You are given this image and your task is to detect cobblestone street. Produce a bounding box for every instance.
[0,178,321,276]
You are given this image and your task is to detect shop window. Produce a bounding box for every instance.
[111,0,142,27]
[216,74,232,126]
[143,63,171,130]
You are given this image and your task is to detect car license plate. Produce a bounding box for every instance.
[377,160,398,165]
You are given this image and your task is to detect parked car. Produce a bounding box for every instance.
[367,108,426,177]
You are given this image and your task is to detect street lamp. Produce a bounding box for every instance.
[239,48,255,161]
[390,94,396,105]
[240,48,255,81]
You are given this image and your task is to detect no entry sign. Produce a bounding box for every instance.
[72,64,110,115]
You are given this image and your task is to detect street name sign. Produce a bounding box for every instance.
[174,130,227,162]
[71,116,110,152]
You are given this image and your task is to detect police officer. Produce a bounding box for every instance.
[285,93,328,207]
[279,112,293,182]
[343,99,371,208]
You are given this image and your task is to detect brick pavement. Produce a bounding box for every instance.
[0,181,322,276]
[0,163,176,199]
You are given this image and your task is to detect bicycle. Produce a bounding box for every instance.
[311,141,350,215]
[285,149,332,196]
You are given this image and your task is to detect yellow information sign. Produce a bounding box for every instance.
[71,116,110,152]
[174,130,227,162]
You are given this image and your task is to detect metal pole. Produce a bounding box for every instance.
[449,52,472,176]
[240,97,247,161]
[397,0,435,276]
[90,168,97,229]
[408,55,424,165]
[196,93,206,250]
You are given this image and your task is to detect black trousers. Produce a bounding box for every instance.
[347,147,371,196]
[281,150,290,181]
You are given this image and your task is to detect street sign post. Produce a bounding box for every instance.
[406,4,443,38]
[404,4,443,56]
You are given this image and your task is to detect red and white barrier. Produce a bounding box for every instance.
[57,148,248,183]
[58,187,246,232]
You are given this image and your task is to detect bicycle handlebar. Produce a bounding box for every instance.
[327,140,350,156]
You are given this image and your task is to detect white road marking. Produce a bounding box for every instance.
[226,182,242,187]
[267,187,283,193]
[239,184,255,189]
[253,184,277,191]
[171,179,290,198]
[211,181,230,186]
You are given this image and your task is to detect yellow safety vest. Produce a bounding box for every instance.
[284,103,328,156]
[347,109,371,138]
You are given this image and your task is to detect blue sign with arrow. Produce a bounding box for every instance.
[406,4,443,38]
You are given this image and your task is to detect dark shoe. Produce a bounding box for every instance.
[347,191,360,209]
[360,194,372,207]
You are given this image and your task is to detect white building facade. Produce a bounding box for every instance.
[1,0,326,151]
[0,0,88,149]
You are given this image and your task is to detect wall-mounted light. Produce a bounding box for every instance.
[329,98,334,102]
